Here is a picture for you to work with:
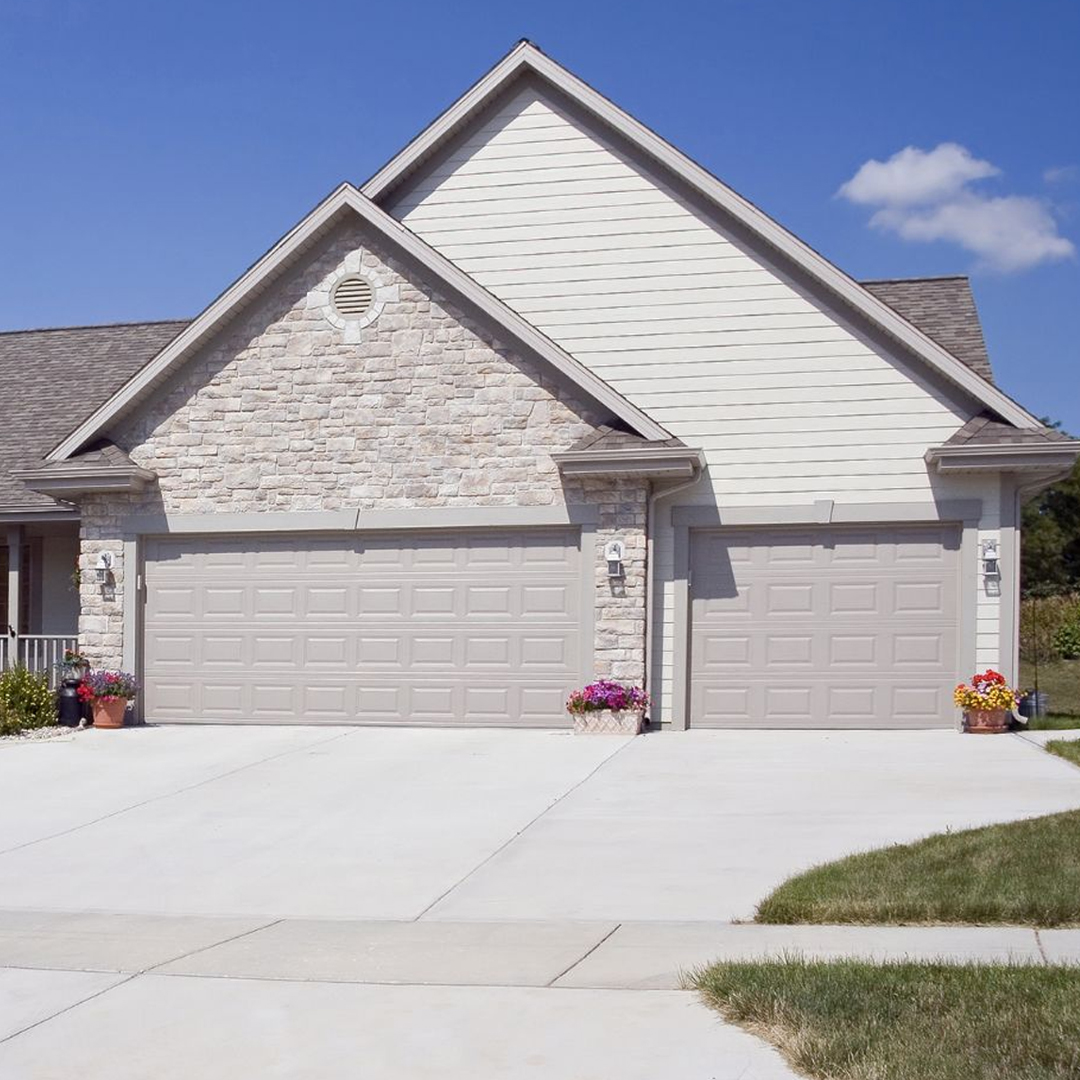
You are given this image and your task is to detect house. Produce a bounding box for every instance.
[2,42,1076,727]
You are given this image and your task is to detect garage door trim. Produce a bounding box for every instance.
[135,524,597,727]
[670,505,980,729]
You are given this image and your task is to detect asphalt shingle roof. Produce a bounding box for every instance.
[943,411,1072,447]
[567,426,687,452]
[861,276,994,382]
[0,321,188,511]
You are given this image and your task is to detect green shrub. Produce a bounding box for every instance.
[0,667,56,735]
[1055,621,1080,660]
[1020,592,1080,663]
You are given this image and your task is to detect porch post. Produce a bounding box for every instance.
[6,525,22,659]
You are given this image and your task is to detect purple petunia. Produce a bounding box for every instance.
[567,680,648,715]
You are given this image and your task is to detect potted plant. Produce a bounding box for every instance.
[567,680,648,735]
[55,650,90,728]
[58,649,90,682]
[77,670,138,729]
[953,669,1021,734]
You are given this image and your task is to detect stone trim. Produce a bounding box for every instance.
[316,253,396,338]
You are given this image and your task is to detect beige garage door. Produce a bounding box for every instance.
[143,529,587,725]
[689,524,960,728]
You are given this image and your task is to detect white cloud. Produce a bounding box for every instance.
[838,143,1075,273]
[1044,165,1079,185]
[839,143,999,207]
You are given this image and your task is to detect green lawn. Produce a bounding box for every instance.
[1047,740,1080,768]
[692,959,1080,1080]
[1029,714,1080,730]
[1020,657,1080,722]
[755,810,1080,927]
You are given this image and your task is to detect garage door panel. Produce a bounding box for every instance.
[144,529,585,725]
[690,524,959,728]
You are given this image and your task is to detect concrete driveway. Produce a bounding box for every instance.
[1,725,1077,1078]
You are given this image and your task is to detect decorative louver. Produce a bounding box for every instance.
[331,275,374,318]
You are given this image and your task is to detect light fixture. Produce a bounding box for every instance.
[95,551,114,584]
[604,539,625,580]
[980,538,1000,578]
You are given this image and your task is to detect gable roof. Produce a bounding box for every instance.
[47,185,669,462]
[0,321,186,512]
[862,277,993,382]
[363,41,1040,431]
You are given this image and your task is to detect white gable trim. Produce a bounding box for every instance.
[363,41,1040,431]
[48,184,668,461]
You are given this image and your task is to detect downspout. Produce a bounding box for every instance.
[644,467,703,726]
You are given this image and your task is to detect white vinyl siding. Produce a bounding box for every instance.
[391,84,971,507]
[389,82,994,722]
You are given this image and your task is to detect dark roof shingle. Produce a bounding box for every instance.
[943,411,1072,447]
[0,321,188,511]
[566,426,686,453]
[861,276,994,382]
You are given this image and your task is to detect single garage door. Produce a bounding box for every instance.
[143,529,587,725]
[689,524,960,728]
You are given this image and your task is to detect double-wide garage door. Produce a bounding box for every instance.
[143,529,586,725]
[690,523,960,728]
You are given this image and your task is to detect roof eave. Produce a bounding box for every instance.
[16,465,157,499]
[926,443,1080,475]
[363,42,1040,431]
[552,446,705,478]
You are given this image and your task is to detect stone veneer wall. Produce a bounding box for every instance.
[77,220,649,693]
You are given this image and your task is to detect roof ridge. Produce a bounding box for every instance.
[860,275,970,284]
[0,318,191,337]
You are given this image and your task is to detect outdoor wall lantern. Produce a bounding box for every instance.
[95,551,114,585]
[980,538,1000,579]
[604,539,625,580]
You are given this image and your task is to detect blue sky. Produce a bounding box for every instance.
[1,0,1077,430]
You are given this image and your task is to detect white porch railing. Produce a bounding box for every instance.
[0,636,79,688]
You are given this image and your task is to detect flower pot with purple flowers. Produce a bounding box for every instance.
[566,680,647,735]
[77,670,139,729]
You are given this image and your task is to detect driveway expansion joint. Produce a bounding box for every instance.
[0,728,356,859]
[547,923,622,987]
[411,735,637,922]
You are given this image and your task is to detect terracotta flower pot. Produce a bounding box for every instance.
[92,698,129,729]
[964,708,1009,734]
[572,709,644,736]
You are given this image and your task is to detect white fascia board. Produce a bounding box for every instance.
[552,446,704,478]
[363,43,1040,431]
[926,442,1080,473]
[48,181,667,461]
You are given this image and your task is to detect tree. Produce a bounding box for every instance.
[1021,419,1080,595]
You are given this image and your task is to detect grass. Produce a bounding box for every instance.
[692,959,1080,1080]
[755,810,1080,927]
[1047,740,1080,768]
[1030,714,1080,730]
[1020,657,1080,722]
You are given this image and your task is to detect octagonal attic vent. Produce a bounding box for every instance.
[331,274,374,319]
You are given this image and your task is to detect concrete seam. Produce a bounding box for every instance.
[546,922,622,987]
[151,969,664,991]
[1011,731,1080,775]
[412,737,639,921]
[1034,929,1049,966]
[0,920,285,1047]
[0,729,358,858]
[139,919,284,977]
[0,972,140,1046]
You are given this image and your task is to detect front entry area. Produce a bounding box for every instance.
[689,523,961,728]
[142,528,588,725]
